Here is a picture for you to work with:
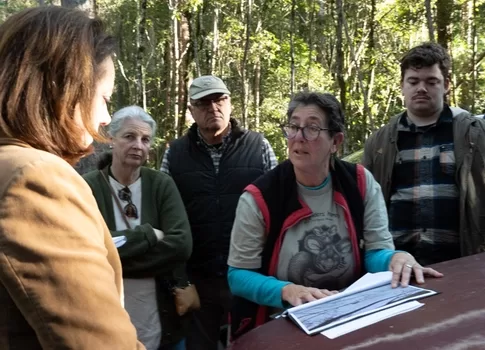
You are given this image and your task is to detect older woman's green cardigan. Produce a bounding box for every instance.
[83,165,192,346]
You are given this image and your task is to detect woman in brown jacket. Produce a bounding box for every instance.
[0,7,144,350]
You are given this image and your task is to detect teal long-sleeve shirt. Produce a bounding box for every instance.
[227,249,396,309]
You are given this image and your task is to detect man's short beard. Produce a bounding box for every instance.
[201,120,229,135]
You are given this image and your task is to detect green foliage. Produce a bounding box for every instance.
[0,0,36,20]
[257,96,291,162]
[341,148,364,164]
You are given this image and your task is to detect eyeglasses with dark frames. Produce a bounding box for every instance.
[192,96,229,109]
[281,123,333,141]
[118,187,139,219]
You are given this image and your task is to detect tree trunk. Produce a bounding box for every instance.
[470,0,477,113]
[369,0,376,50]
[254,59,261,129]
[135,0,147,109]
[199,3,210,74]
[188,9,201,77]
[335,0,346,118]
[365,0,377,142]
[165,39,174,139]
[425,0,435,41]
[178,12,191,136]
[289,0,296,96]
[450,44,457,106]
[307,0,315,88]
[210,6,219,75]
[241,0,252,128]
[436,0,453,48]
[170,0,180,136]
[335,0,348,155]
[253,13,262,130]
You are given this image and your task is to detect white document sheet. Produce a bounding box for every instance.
[112,235,127,248]
[344,271,393,293]
[321,300,424,339]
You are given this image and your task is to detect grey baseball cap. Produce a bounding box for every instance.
[189,75,231,100]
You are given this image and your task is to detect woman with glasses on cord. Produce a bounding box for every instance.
[227,91,443,339]
[84,106,192,350]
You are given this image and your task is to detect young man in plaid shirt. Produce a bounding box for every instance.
[363,42,485,266]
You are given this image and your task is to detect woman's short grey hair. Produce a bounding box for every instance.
[287,92,345,137]
[109,105,157,139]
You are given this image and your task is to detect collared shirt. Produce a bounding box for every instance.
[160,127,278,175]
[388,105,460,265]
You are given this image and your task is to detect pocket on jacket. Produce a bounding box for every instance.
[439,144,456,176]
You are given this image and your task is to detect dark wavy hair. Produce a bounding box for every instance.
[287,91,345,137]
[400,42,451,81]
[0,7,116,165]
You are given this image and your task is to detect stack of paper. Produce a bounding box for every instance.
[285,271,438,338]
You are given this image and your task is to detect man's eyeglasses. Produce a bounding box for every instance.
[192,96,229,109]
[281,123,332,141]
[118,187,138,219]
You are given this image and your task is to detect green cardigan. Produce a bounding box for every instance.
[83,165,192,346]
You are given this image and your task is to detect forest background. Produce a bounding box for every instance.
[2,0,484,171]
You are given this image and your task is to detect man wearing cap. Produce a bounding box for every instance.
[160,75,277,350]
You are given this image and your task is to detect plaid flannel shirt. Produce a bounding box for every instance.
[388,105,460,265]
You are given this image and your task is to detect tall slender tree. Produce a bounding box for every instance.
[425,0,435,41]
[436,0,453,48]
[135,0,147,109]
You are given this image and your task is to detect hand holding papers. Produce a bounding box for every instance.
[286,271,438,337]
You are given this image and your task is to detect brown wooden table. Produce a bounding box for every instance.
[230,253,485,350]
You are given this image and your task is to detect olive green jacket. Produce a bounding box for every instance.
[83,166,192,346]
[363,107,485,258]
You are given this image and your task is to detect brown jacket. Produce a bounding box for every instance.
[0,139,144,350]
[363,107,485,257]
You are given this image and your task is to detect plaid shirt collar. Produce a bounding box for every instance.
[398,104,453,132]
[196,123,232,151]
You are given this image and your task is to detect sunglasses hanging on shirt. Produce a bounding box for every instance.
[118,186,139,219]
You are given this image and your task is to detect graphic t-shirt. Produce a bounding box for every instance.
[227,167,394,292]
[276,179,356,291]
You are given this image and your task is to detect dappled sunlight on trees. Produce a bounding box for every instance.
[2,0,484,170]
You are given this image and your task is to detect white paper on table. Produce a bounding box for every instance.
[321,301,424,339]
[277,272,392,319]
[344,271,393,293]
[112,235,127,248]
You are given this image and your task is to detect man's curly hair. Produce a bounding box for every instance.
[400,42,451,81]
